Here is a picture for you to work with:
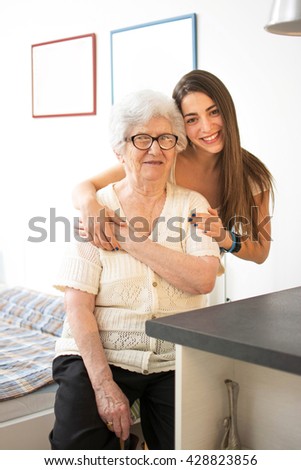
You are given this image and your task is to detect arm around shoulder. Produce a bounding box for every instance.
[72,164,125,210]
[71,164,126,249]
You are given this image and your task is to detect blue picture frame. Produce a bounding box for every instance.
[110,14,197,103]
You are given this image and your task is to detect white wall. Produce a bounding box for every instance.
[0,0,300,298]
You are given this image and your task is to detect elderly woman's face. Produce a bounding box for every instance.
[120,117,177,182]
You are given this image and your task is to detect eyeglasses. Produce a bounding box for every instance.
[126,133,178,150]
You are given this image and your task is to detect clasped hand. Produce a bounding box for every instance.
[75,202,151,251]
[189,207,226,243]
[76,203,227,249]
[75,201,126,250]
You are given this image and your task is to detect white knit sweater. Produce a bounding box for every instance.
[54,182,220,374]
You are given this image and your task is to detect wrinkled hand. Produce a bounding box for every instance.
[115,220,150,253]
[95,378,132,441]
[74,200,126,250]
[189,208,227,244]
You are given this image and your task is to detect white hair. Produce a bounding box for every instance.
[109,89,187,153]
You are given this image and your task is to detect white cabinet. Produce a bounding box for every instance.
[176,346,301,449]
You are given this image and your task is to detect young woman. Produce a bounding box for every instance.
[72,70,274,263]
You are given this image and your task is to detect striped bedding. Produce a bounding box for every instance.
[0,287,65,401]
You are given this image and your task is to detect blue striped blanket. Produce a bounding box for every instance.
[0,287,65,401]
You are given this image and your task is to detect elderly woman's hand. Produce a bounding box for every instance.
[94,377,133,442]
[115,219,150,251]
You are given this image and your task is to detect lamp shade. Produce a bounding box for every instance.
[265,0,301,35]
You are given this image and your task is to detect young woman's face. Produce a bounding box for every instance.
[181,92,224,155]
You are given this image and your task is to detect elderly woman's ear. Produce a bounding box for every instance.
[114,151,124,164]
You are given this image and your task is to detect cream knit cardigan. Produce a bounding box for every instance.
[54,182,220,374]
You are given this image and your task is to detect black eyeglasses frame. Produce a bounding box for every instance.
[126,133,178,150]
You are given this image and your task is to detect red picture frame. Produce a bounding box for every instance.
[32,33,96,118]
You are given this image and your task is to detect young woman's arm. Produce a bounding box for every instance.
[72,164,125,249]
[234,190,271,264]
[191,190,272,264]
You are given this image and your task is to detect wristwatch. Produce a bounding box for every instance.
[220,231,242,253]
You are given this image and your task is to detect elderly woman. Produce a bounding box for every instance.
[50,90,220,450]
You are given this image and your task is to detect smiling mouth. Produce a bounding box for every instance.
[201,131,220,143]
[144,161,163,165]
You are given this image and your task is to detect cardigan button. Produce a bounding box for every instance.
[151,314,157,319]
[152,281,158,287]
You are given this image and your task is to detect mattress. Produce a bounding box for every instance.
[0,382,57,424]
[0,286,64,403]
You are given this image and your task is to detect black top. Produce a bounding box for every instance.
[146,287,301,376]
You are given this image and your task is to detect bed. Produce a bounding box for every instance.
[0,286,64,450]
[0,286,143,450]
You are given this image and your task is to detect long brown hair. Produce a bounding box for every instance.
[172,70,274,240]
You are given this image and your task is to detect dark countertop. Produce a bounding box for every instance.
[146,286,301,376]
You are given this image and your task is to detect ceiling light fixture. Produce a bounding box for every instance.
[265,0,301,36]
